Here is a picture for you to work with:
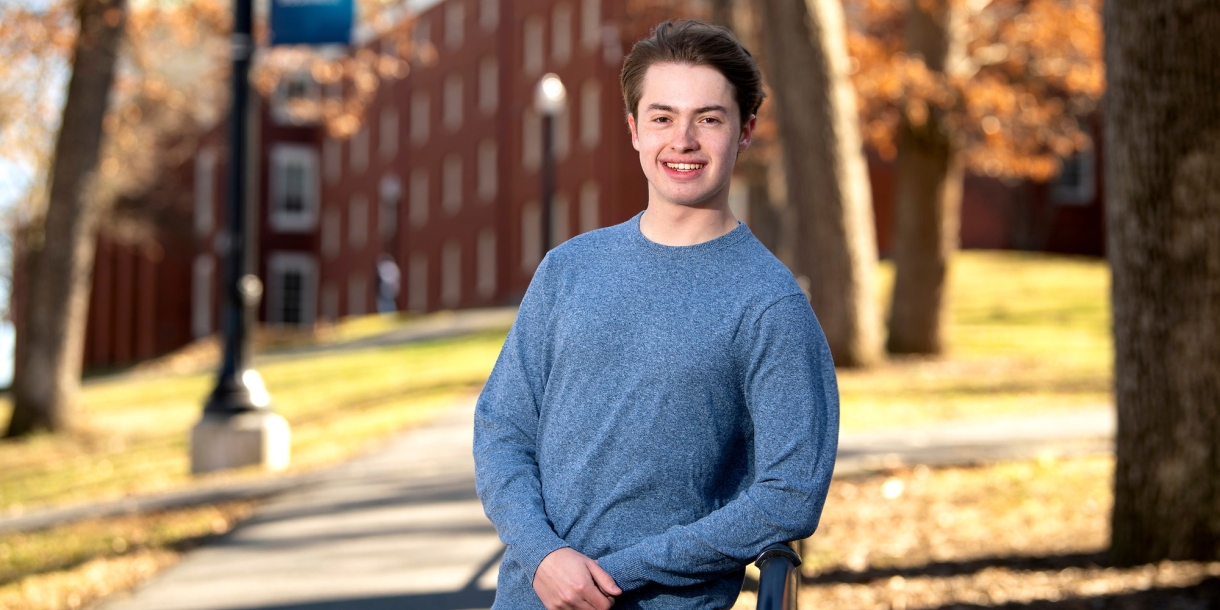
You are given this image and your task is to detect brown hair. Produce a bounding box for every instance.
[620,20,765,126]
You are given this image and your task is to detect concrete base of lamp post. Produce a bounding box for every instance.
[190,411,291,475]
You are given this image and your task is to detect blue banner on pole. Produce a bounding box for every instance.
[270,0,353,46]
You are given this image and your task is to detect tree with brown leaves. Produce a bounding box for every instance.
[848,0,1103,355]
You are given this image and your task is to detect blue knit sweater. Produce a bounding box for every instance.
[473,213,839,609]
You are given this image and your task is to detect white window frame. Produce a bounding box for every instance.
[379,174,401,239]
[443,73,464,131]
[477,138,497,203]
[477,228,496,298]
[480,0,499,30]
[192,254,214,339]
[445,1,465,49]
[348,193,368,251]
[408,253,429,312]
[522,108,541,171]
[268,144,320,233]
[1052,151,1096,206]
[409,168,430,227]
[579,180,600,234]
[266,252,318,327]
[478,56,498,115]
[581,0,601,50]
[411,90,431,145]
[580,79,601,149]
[271,71,320,125]
[194,147,217,236]
[441,239,462,308]
[379,105,398,161]
[523,15,544,76]
[443,154,463,214]
[552,2,572,66]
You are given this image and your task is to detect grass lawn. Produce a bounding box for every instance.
[0,250,1114,609]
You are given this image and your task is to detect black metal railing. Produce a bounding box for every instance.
[755,542,801,610]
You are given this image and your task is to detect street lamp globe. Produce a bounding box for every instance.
[535,73,568,116]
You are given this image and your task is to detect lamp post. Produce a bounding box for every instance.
[534,73,567,256]
[190,0,289,474]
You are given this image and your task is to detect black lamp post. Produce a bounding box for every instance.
[206,0,270,416]
[535,73,567,256]
[191,0,287,474]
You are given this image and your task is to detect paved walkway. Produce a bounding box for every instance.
[98,402,1114,610]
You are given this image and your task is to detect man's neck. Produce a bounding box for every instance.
[639,202,738,247]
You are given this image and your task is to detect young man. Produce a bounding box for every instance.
[474,20,839,610]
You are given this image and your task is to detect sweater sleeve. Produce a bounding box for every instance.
[473,254,569,581]
[596,294,840,592]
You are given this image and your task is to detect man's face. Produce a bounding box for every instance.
[627,62,755,211]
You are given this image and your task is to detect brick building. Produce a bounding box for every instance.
[62,0,1103,371]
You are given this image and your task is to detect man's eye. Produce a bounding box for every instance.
[701,117,721,124]
[652,116,670,123]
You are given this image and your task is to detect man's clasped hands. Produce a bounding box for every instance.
[533,547,623,610]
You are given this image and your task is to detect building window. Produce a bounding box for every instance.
[321,207,341,260]
[321,281,339,323]
[408,253,428,312]
[443,73,464,131]
[580,180,600,234]
[477,228,496,298]
[581,0,600,50]
[1052,151,1096,205]
[445,1,465,49]
[348,273,367,317]
[194,147,217,236]
[522,108,541,171]
[479,56,498,115]
[521,200,541,272]
[441,239,461,308]
[379,175,401,239]
[552,2,572,66]
[580,79,601,149]
[192,254,214,339]
[348,193,368,251]
[477,138,497,202]
[411,90,430,145]
[272,71,320,125]
[555,106,570,160]
[480,0,498,30]
[409,168,429,227]
[523,15,544,76]
[350,125,369,174]
[267,252,317,327]
[269,144,320,232]
[552,192,570,246]
[324,136,341,185]
[379,106,398,161]
[443,154,463,214]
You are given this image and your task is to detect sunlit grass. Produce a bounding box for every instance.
[0,328,510,513]
[840,251,1110,431]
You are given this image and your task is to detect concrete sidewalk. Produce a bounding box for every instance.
[98,403,1114,610]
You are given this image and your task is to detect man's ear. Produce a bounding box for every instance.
[627,113,641,152]
[738,114,757,152]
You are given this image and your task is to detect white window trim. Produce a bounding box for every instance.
[1052,151,1097,206]
[194,147,217,236]
[479,56,498,115]
[268,144,320,233]
[552,2,572,66]
[266,251,318,327]
[271,71,321,126]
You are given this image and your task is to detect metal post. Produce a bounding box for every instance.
[540,113,554,255]
[205,0,270,416]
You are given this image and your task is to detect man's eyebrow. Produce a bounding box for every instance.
[642,103,730,115]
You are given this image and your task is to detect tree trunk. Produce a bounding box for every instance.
[5,0,127,438]
[885,0,964,355]
[1105,0,1220,564]
[754,0,883,367]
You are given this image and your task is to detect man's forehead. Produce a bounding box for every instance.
[638,63,737,113]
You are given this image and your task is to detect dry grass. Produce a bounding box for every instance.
[0,501,255,610]
[734,457,1220,610]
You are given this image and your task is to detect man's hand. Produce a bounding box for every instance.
[533,547,623,610]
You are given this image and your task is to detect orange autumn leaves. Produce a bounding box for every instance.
[848,0,1104,180]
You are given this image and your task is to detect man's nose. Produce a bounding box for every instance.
[669,120,699,151]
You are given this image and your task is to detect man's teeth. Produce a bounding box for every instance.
[666,162,704,171]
